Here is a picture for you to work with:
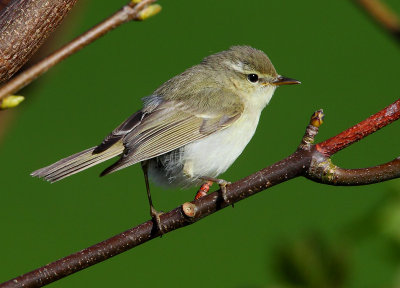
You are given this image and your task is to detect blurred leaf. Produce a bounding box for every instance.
[273,233,349,288]
[0,95,24,110]
[346,185,400,250]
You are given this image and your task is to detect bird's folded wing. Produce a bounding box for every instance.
[100,92,244,176]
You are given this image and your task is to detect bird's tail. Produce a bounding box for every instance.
[31,142,124,183]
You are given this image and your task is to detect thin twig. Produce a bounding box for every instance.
[0,0,157,102]
[354,0,400,43]
[307,157,400,185]
[1,98,399,288]
[0,0,78,83]
[316,98,400,156]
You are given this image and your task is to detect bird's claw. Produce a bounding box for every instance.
[216,179,231,203]
[197,177,232,206]
[150,206,164,235]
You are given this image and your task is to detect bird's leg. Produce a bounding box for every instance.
[141,161,164,234]
[194,180,213,200]
[197,176,231,203]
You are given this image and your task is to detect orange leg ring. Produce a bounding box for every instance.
[194,181,214,200]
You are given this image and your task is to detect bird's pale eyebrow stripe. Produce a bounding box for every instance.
[225,61,245,73]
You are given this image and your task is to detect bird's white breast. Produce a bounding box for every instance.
[148,85,276,188]
[183,111,260,178]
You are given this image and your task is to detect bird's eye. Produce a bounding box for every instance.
[247,74,259,83]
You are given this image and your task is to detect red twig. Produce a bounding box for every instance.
[316,99,400,156]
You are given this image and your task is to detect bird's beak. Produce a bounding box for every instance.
[271,75,301,86]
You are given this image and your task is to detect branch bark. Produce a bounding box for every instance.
[0,1,12,11]
[1,98,399,288]
[307,157,400,185]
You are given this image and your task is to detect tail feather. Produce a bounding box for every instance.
[43,147,121,180]
[31,143,124,183]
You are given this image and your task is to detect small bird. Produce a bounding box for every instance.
[31,46,300,231]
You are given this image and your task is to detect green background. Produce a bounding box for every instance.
[1,0,400,287]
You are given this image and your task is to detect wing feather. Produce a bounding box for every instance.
[100,89,244,176]
[93,110,143,154]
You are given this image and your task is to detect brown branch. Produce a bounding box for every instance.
[1,98,399,288]
[307,157,400,185]
[354,0,400,43]
[0,0,158,102]
[0,155,311,288]
[0,0,78,83]
[0,151,311,288]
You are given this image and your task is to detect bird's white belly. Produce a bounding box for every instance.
[147,112,261,188]
[183,113,260,179]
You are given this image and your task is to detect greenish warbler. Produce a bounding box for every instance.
[31,46,300,230]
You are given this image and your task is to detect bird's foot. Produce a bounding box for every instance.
[194,180,213,200]
[216,179,231,204]
[198,176,231,204]
[150,206,164,235]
